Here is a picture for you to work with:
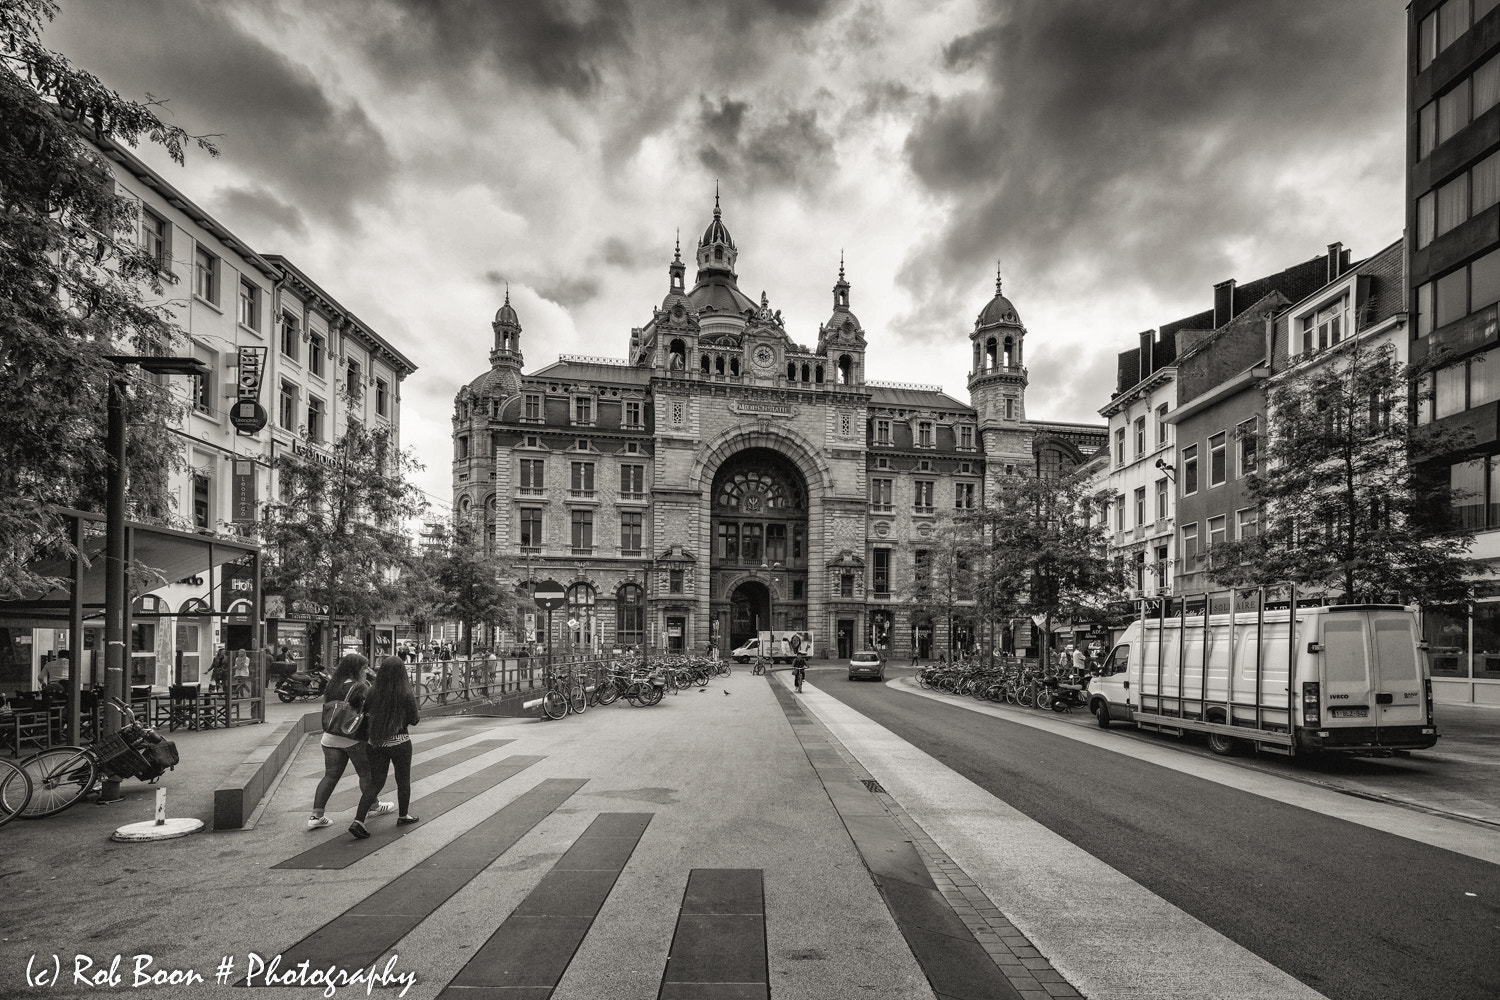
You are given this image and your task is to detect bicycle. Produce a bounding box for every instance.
[0,757,34,829]
[15,698,178,819]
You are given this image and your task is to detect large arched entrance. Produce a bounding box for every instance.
[710,448,809,650]
[727,580,771,650]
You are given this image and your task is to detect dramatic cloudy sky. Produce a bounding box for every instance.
[49,0,1407,514]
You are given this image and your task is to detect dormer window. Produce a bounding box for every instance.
[1297,293,1350,357]
[917,421,934,448]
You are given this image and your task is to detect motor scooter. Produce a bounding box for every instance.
[275,666,329,702]
[1042,668,1091,712]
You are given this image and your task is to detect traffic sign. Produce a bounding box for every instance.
[532,579,566,611]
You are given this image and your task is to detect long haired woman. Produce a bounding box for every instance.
[350,655,420,838]
[308,653,390,830]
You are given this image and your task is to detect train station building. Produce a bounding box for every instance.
[452,199,1104,658]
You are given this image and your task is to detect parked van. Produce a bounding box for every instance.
[1089,595,1437,757]
[731,631,814,664]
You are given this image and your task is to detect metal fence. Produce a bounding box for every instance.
[404,654,612,710]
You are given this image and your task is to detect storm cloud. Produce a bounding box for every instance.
[899,0,1404,332]
[48,0,394,230]
[696,96,837,193]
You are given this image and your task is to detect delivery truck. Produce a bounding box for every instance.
[1088,591,1438,757]
[730,631,814,664]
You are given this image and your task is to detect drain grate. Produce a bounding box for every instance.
[861,778,886,794]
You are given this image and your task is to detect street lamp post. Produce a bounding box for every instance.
[99,355,211,802]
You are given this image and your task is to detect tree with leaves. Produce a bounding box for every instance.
[1210,339,1478,604]
[261,424,426,666]
[433,514,528,656]
[0,0,218,597]
[905,522,979,659]
[970,469,1125,665]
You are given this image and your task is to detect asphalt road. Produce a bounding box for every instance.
[810,663,1500,1000]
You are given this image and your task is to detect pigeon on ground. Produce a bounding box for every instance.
[723,689,730,695]
[698,688,706,693]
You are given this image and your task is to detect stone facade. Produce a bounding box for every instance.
[453,200,1105,658]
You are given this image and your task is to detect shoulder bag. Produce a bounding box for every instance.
[322,680,367,738]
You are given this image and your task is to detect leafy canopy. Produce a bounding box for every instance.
[1210,340,1479,604]
[0,0,218,597]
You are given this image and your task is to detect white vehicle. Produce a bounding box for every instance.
[1089,594,1438,757]
[731,631,814,664]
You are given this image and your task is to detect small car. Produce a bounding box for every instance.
[848,649,885,681]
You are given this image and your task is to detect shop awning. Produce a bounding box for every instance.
[0,508,259,627]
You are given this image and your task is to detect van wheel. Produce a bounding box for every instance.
[1207,732,1240,756]
[1092,700,1110,728]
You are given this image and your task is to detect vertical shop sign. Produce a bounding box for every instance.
[232,460,257,523]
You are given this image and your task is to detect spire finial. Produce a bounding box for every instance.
[674,228,681,263]
[839,249,846,283]
[995,260,1003,296]
[714,180,721,218]
[505,282,511,306]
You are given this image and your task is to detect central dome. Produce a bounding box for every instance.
[700,203,735,250]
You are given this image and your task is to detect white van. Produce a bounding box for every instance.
[1089,599,1437,757]
[731,631,813,664]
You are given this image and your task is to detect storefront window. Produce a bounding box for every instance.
[1425,604,1470,677]
[1471,602,1500,678]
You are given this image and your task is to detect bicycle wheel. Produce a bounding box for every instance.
[0,759,34,829]
[19,747,98,818]
[597,680,620,706]
[541,690,568,721]
[568,683,587,714]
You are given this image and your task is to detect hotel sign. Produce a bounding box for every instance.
[233,346,269,433]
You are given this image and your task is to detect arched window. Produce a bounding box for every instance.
[787,361,796,381]
[986,338,998,370]
[567,583,596,650]
[1003,337,1014,367]
[459,495,471,515]
[669,338,687,371]
[814,364,824,384]
[730,357,740,376]
[616,583,644,647]
[801,363,810,382]
[715,355,725,375]
[973,342,981,374]
[701,354,711,373]
[838,354,853,385]
[714,246,723,260]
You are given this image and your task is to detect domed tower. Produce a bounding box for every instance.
[967,265,1033,482]
[487,288,524,396]
[816,253,866,386]
[696,187,738,278]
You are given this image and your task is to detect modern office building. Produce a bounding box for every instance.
[1410,0,1500,705]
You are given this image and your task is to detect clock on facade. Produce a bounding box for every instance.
[753,344,774,369]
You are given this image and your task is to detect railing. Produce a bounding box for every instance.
[404,654,611,710]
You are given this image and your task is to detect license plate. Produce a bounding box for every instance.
[1331,708,1368,719]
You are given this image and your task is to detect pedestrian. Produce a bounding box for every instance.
[1071,644,1088,676]
[792,650,807,693]
[232,649,251,695]
[306,653,391,832]
[352,655,420,838]
[209,647,228,691]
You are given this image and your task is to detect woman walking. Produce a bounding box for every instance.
[306,653,390,831]
[351,655,420,838]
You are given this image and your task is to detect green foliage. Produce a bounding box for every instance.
[260,425,426,663]
[969,468,1126,656]
[1210,340,1479,603]
[0,0,218,598]
[906,521,979,647]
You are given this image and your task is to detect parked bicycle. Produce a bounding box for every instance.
[15,698,179,819]
[0,758,34,829]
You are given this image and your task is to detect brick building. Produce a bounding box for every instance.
[453,199,1104,658]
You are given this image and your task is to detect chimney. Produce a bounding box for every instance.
[1341,247,1351,275]
[1139,330,1154,377]
[1327,242,1344,282]
[1213,279,1235,328]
